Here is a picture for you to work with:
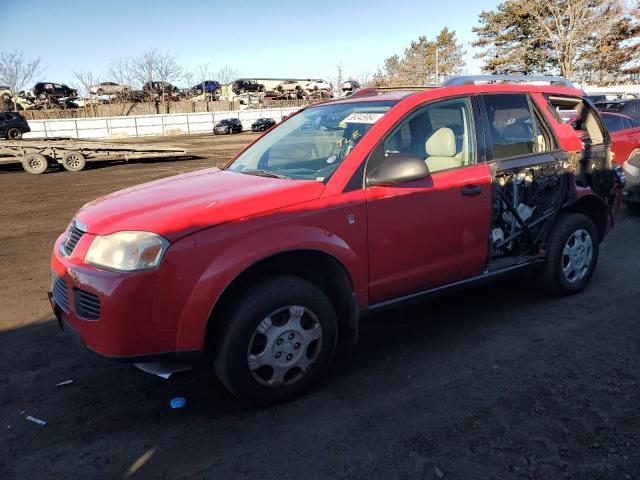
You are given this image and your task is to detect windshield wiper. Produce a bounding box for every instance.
[241,169,288,179]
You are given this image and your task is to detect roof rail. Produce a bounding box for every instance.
[442,75,575,88]
[347,85,437,98]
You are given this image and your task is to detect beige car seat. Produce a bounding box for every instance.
[425,127,462,172]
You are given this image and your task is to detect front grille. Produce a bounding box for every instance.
[74,289,100,320]
[63,224,84,256]
[52,275,70,313]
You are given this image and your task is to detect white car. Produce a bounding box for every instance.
[305,80,332,91]
[89,82,132,96]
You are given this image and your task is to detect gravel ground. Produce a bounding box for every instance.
[1,132,639,479]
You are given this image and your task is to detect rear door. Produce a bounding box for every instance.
[365,96,492,303]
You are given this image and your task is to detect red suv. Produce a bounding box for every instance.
[50,76,622,405]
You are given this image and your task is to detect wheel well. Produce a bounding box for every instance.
[564,194,610,242]
[206,250,358,349]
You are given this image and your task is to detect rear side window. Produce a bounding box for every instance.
[482,94,550,160]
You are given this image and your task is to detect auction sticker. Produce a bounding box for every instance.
[342,113,385,124]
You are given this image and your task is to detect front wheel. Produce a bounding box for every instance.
[538,213,599,295]
[215,275,338,406]
[61,151,86,172]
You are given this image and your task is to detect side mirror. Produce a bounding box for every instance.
[368,153,430,186]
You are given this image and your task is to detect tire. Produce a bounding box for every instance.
[538,212,599,295]
[61,151,86,172]
[215,275,338,406]
[7,127,22,140]
[22,154,49,174]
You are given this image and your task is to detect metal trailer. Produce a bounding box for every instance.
[0,138,189,174]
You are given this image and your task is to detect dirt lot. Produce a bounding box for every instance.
[1,133,639,479]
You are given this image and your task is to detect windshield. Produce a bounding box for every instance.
[228,100,396,181]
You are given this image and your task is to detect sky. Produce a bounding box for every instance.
[0,0,500,88]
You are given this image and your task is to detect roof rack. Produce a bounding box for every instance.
[347,85,437,98]
[442,75,575,88]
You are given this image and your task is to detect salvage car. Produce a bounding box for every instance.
[192,80,221,95]
[0,111,30,139]
[232,80,265,95]
[33,82,78,101]
[50,75,622,405]
[251,117,276,132]
[89,82,132,96]
[214,118,243,134]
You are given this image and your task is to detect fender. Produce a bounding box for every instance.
[151,190,369,349]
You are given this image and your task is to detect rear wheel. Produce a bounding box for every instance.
[7,127,22,140]
[22,154,49,174]
[215,275,338,406]
[61,151,86,172]
[538,213,599,295]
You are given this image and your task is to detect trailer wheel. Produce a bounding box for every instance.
[61,151,86,172]
[22,154,49,174]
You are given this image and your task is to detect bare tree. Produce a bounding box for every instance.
[216,64,240,85]
[0,50,44,110]
[131,49,182,101]
[107,57,134,88]
[357,70,371,87]
[331,61,344,96]
[73,71,101,115]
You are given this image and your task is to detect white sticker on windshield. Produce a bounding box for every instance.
[342,113,385,124]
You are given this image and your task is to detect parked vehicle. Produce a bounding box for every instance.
[621,152,640,209]
[0,112,30,139]
[596,98,640,120]
[33,82,78,101]
[251,117,276,132]
[50,76,622,405]
[89,82,132,96]
[305,80,332,92]
[214,118,243,134]
[232,80,265,95]
[340,79,361,95]
[142,81,179,98]
[192,80,221,95]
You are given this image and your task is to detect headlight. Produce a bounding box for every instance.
[85,231,168,271]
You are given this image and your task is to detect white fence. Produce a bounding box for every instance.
[22,107,301,140]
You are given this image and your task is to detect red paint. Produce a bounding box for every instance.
[50,83,618,359]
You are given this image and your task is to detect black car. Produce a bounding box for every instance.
[142,81,179,97]
[251,118,276,132]
[0,112,30,139]
[232,80,265,95]
[215,118,243,134]
[595,99,640,120]
[33,82,78,100]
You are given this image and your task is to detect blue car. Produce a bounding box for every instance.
[192,80,221,95]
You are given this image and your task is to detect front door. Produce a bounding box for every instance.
[365,97,492,304]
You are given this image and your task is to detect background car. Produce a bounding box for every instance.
[142,81,179,98]
[33,82,78,101]
[192,80,221,95]
[251,117,276,132]
[232,80,265,95]
[305,80,332,91]
[89,82,132,96]
[596,98,640,120]
[214,118,243,134]
[0,111,30,139]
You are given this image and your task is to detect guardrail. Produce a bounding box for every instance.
[22,107,301,140]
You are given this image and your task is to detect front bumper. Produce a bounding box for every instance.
[50,233,203,361]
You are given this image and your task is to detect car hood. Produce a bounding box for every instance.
[76,168,325,241]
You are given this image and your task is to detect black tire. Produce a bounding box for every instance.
[215,275,338,406]
[22,154,49,174]
[7,127,22,140]
[61,151,86,172]
[538,212,599,295]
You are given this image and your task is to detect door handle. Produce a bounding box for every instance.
[461,184,482,197]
